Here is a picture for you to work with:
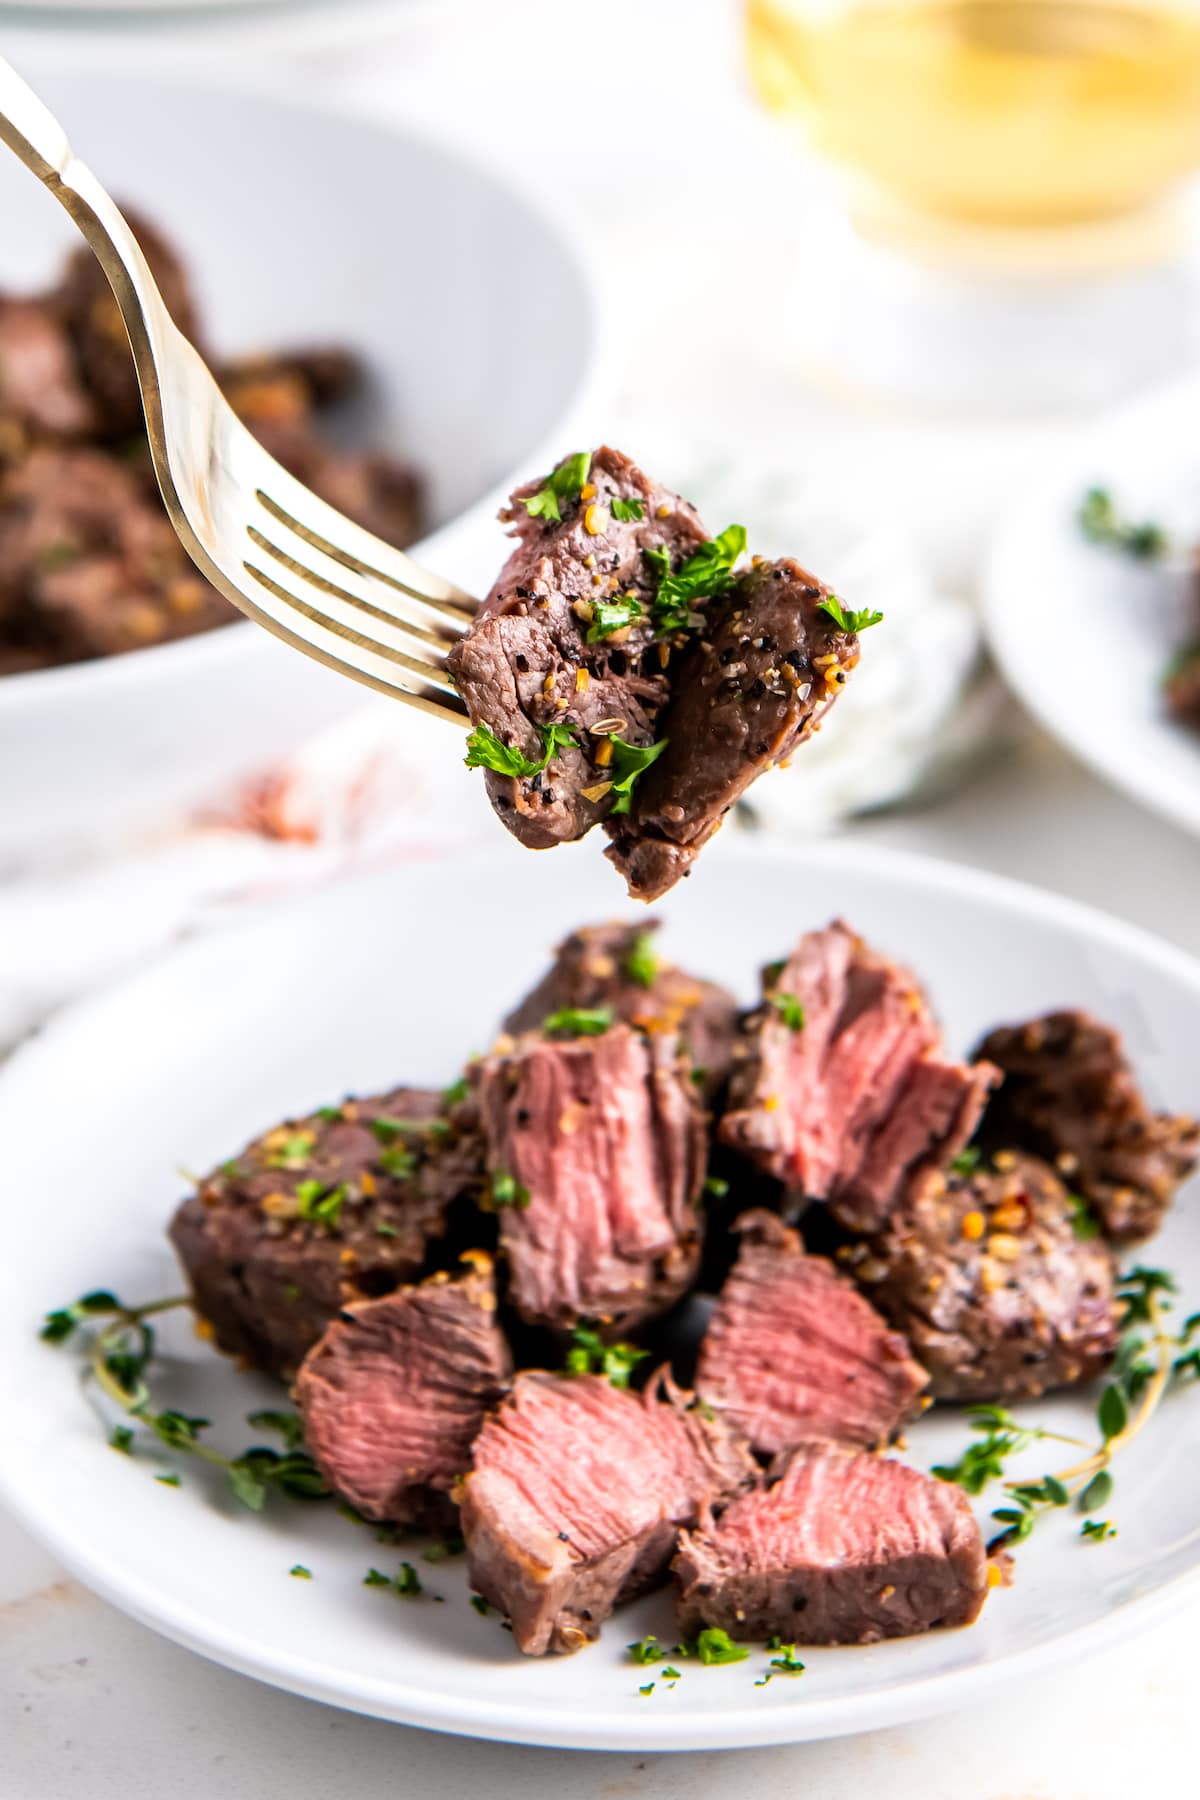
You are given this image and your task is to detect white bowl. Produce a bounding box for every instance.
[0,839,1198,1748]
[0,68,599,868]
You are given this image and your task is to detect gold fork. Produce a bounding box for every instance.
[0,57,474,727]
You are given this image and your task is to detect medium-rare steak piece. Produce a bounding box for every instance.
[673,1440,987,1645]
[170,1086,482,1379]
[696,1211,927,1455]
[605,560,860,901]
[462,1369,756,1654]
[56,208,207,437]
[475,1023,706,1335]
[502,919,739,1106]
[720,922,998,1232]
[446,445,709,850]
[294,1252,512,1526]
[0,298,96,441]
[845,1151,1120,1401]
[974,1009,1199,1245]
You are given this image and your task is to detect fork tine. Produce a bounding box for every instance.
[238,560,470,723]
[246,524,457,658]
[255,489,477,624]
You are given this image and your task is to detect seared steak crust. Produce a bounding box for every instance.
[462,1369,756,1654]
[846,1151,1120,1402]
[475,1024,707,1335]
[605,560,859,900]
[294,1253,512,1526]
[720,922,997,1231]
[502,919,739,1106]
[673,1440,987,1646]
[169,1086,482,1379]
[975,1010,1199,1244]
[697,1211,927,1454]
[445,445,709,849]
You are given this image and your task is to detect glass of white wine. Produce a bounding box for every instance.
[746,0,1200,408]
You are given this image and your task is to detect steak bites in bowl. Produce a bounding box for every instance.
[449,448,876,898]
[65,910,1197,1662]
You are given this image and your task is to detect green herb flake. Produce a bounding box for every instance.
[1077,1469,1114,1513]
[950,1147,982,1177]
[565,1325,649,1390]
[442,1076,470,1107]
[489,1169,531,1211]
[1068,1192,1101,1239]
[470,1594,490,1615]
[628,1635,664,1665]
[395,1561,422,1597]
[587,595,644,642]
[702,1175,730,1202]
[375,1220,400,1238]
[246,1410,305,1450]
[624,931,659,989]
[290,1564,312,1579]
[693,1628,750,1666]
[315,1105,343,1123]
[769,991,806,1032]
[648,524,747,634]
[155,1472,181,1488]
[521,450,592,524]
[296,1181,347,1229]
[1081,1518,1117,1542]
[768,1644,806,1675]
[110,1425,135,1455]
[378,1147,418,1180]
[542,1005,614,1038]
[363,1567,392,1588]
[464,720,578,781]
[610,496,645,522]
[638,1682,655,1697]
[661,1666,682,1682]
[1078,486,1167,560]
[818,594,883,634]
[423,1534,466,1563]
[607,734,668,815]
[268,1131,316,1170]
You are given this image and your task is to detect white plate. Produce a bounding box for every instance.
[0,840,1198,1749]
[981,375,1200,839]
[0,67,599,865]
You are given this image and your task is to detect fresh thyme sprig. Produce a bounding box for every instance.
[41,1291,330,1511]
[934,1267,1196,1551]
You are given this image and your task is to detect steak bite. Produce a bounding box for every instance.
[696,1211,927,1456]
[605,560,860,901]
[294,1253,512,1526]
[445,446,709,850]
[673,1440,988,1646]
[475,1023,706,1335]
[720,922,998,1232]
[0,298,96,442]
[974,1010,1199,1245]
[502,919,739,1105]
[169,1087,482,1379]
[846,1151,1120,1402]
[462,1369,756,1654]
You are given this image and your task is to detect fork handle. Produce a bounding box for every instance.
[0,57,177,413]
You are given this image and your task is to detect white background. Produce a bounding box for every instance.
[3,0,1200,1792]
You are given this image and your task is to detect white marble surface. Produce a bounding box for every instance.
[3,0,1200,1792]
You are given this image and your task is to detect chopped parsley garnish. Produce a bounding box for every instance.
[295,1180,347,1229]
[607,734,668,814]
[155,1472,181,1488]
[464,720,578,781]
[290,1564,312,1579]
[624,931,658,988]
[442,1076,470,1107]
[949,1147,983,1177]
[378,1146,418,1180]
[363,1567,392,1587]
[369,1117,410,1143]
[1069,1191,1101,1240]
[542,1005,614,1038]
[586,594,644,642]
[768,1644,806,1675]
[688,1627,749,1666]
[522,450,591,523]
[628,1635,665,1665]
[610,496,645,522]
[489,1169,531,1210]
[267,1131,315,1169]
[315,1105,343,1122]
[1078,486,1167,560]
[375,1220,400,1237]
[423,1534,466,1563]
[703,1175,730,1201]
[647,524,746,634]
[565,1325,649,1389]
[769,991,806,1032]
[638,1682,655,1697]
[364,1563,423,1596]
[661,1666,682,1682]
[818,594,884,634]
[1081,1518,1117,1541]
[110,1425,134,1454]
[470,1594,490,1615]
